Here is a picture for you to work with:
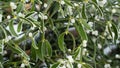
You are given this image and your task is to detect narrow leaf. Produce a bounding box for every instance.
[0,25,7,39]
[108,25,113,39]
[80,19,91,30]
[16,2,23,13]
[51,62,60,68]
[58,32,65,52]
[0,62,3,68]
[64,0,73,6]
[9,20,18,36]
[68,32,76,50]
[17,21,22,32]
[36,41,44,60]
[92,2,103,17]
[112,23,118,41]
[82,3,87,19]
[82,63,93,68]
[25,11,36,18]
[45,40,52,57]
[74,21,88,41]
[92,0,97,4]
[30,45,37,60]
[31,38,39,49]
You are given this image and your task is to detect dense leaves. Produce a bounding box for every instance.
[0,0,120,68]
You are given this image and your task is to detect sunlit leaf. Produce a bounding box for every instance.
[17,21,22,32]
[111,23,118,41]
[80,19,92,30]
[45,40,52,57]
[36,41,44,60]
[74,20,88,41]
[0,62,3,68]
[16,2,23,13]
[92,2,103,17]
[9,20,18,36]
[51,62,60,68]
[82,63,93,68]
[31,38,39,49]
[92,0,97,4]
[25,11,36,18]
[0,25,7,39]
[82,3,87,19]
[58,32,66,52]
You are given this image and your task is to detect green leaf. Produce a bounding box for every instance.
[30,45,37,60]
[80,19,92,30]
[111,23,118,41]
[50,2,60,17]
[44,40,52,57]
[17,21,22,32]
[25,11,36,18]
[13,34,26,44]
[82,63,93,68]
[73,47,81,59]
[108,25,113,39]
[31,38,39,49]
[67,60,73,68]
[92,2,103,17]
[51,62,60,68]
[19,17,33,25]
[16,2,23,13]
[0,25,7,39]
[0,62,3,68]
[92,0,97,4]
[41,41,46,58]
[16,45,30,60]
[74,21,88,41]
[64,0,73,6]
[9,20,18,36]
[0,41,3,54]
[8,41,30,60]
[82,3,87,19]
[58,32,66,52]
[48,17,54,30]
[36,41,44,60]
[68,32,76,50]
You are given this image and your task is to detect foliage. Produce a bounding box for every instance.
[0,0,120,68]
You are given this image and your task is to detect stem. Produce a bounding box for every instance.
[93,41,97,68]
[80,45,83,62]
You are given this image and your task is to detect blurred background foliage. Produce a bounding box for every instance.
[0,0,120,68]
